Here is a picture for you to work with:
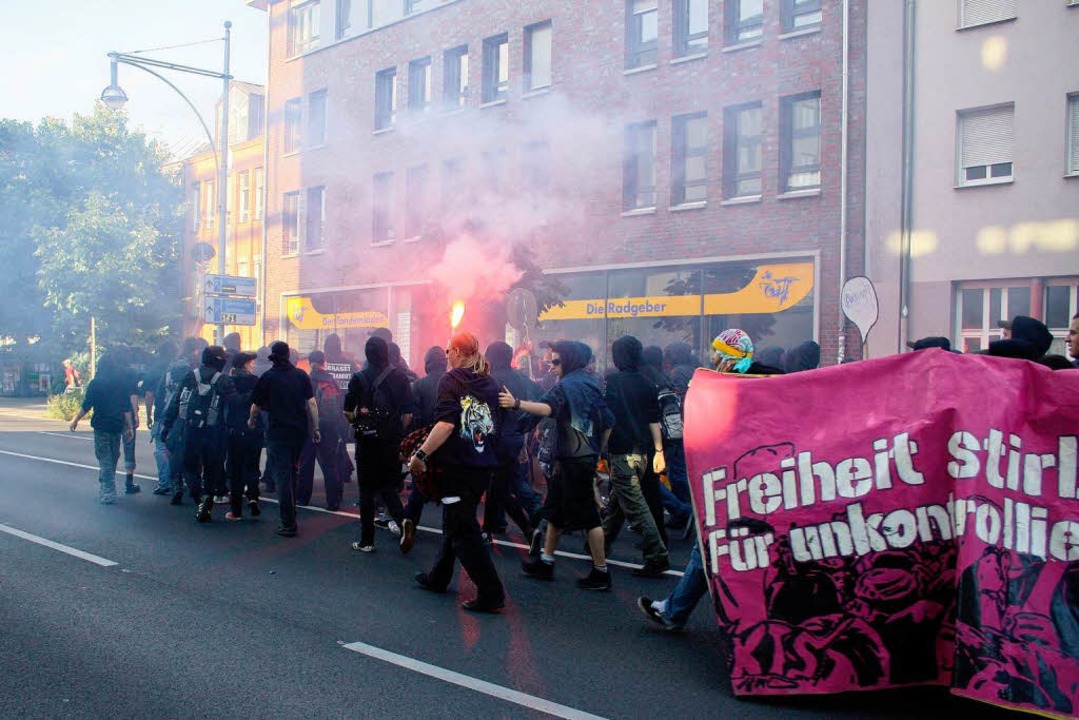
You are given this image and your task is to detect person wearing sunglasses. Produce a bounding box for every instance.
[499,340,616,591]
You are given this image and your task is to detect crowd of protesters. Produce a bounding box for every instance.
[69,311,1078,616]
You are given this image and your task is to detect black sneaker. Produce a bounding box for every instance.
[414,571,446,594]
[275,525,298,537]
[462,598,504,614]
[248,500,261,517]
[528,527,544,557]
[170,490,183,505]
[195,498,213,523]
[400,519,416,554]
[373,513,391,529]
[632,559,671,578]
[577,567,612,591]
[521,557,555,580]
[124,483,141,494]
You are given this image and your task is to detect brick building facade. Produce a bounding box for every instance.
[249,0,866,369]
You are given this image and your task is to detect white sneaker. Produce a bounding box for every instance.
[388,520,402,537]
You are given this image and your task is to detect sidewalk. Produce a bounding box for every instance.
[0,396,57,421]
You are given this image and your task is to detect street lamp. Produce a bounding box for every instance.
[102,21,233,342]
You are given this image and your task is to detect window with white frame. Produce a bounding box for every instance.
[482,34,509,103]
[671,112,708,205]
[781,91,821,191]
[674,0,708,57]
[306,186,325,250]
[1045,281,1079,356]
[335,0,351,39]
[1067,93,1079,176]
[956,282,1031,352]
[626,0,659,69]
[288,0,321,56]
[254,168,264,220]
[405,165,429,238]
[374,67,397,130]
[408,57,432,114]
[443,46,469,108]
[782,0,822,32]
[284,98,303,153]
[283,191,300,255]
[623,120,657,210]
[958,0,1017,29]
[372,172,394,243]
[724,102,763,197]
[525,21,553,91]
[308,90,327,147]
[957,104,1013,186]
[726,0,764,44]
[239,172,250,223]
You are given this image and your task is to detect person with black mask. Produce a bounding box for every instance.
[409,332,507,613]
[297,350,344,511]
[500,340,615,591]
[603,335,670,577]
[321,333,357,485]
[482,341,542,542]
[783,340,820,373]
[224,351,263,520]
[345,336,415,553]
[248,341,319,537]
[401,346,448,527]
[160,345,236,523]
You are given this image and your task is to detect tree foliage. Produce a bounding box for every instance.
[0,104,182,358]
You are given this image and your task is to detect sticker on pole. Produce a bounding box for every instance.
[842,276,879,346]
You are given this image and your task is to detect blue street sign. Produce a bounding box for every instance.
[203,273,257,298]
[204,297,257,326]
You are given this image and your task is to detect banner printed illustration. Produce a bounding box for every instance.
[683,351,1079,717]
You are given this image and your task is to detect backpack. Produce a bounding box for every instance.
[351,367,398,441]
[314,377,343,423]
[160,359,191,412]
[657,386,684,441]
[400,424,443,501]
[178,367,223,429]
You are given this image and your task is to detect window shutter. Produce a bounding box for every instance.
[1069,96,1079,174]
[960,106,1013,168]
[960,0,1017,27]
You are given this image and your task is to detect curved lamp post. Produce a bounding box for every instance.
[102,21,233,341]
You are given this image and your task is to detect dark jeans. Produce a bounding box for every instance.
[483,452,532,535]
[357,440,405,546]
[266,438,304,529]
[182,427,226,500]
[427,465,505,605]
[227,431,262,514]
[298,422,342,509]
[640,459,669,549]
[403,485,428,525]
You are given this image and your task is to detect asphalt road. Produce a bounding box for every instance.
[0,406,1024,719]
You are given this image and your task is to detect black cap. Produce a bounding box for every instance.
[270,341,290,360]
[233,351,257,368]
[308,350,326,366]
[907,336,952,352]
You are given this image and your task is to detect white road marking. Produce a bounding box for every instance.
[37,431,93,441]
[0,522,118,567]
[0,448,685,577]
[342,640,607,720]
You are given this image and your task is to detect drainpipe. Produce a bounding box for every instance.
[259,6,271,346]
[837,0,851,364]
[898,0,917,353]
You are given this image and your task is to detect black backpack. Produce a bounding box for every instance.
[352,367,399,441]
[657,385,684,441]
[160,359,191,413]
[178,367,223,429]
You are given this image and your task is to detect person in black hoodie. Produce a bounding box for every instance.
[409,331,507,613]
[603,335,670,577]
[345,336,415,553]
[298,350,344,511]
[482,341,542,541]
[500,340,616,592]
[160,345,236,523]
[224,351,262,520]
[401,346,448,526]
[784,340,820,374]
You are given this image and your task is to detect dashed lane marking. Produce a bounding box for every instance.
[342,640,607,720]
[0,522,118,567]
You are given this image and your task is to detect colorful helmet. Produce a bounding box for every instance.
[712,329,754,374]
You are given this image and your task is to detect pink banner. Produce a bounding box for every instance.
[684,350,1079,717]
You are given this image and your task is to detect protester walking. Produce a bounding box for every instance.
[224,351,263,520]
[298,350,344,511]
[402,346,447,526]
[500,340,615,591]
[70,353,135,504]
[144,339,177,495]
[155,338,201,503]
[248,341,318,537]
[409,332,507,613]
[345,336,415,553]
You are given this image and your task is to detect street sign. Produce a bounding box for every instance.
[204,297,257,326]
[203,273,257,298]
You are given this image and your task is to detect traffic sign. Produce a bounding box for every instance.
[204,297,257,326]
[203,273,257,298]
